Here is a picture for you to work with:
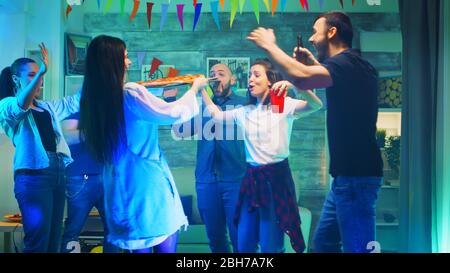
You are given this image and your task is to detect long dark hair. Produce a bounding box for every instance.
[247,58,282,105]
[79,35,127,164]
[0,58,36,100]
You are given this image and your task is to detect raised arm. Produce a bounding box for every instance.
[200,89,236,122]
[17,43,48,110]
[247,28,332,90]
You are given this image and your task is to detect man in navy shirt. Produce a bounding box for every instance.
[173,63,246,253]
[247,11,383,253]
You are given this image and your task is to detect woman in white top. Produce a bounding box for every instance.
[201,59,322,253]
[78,35,208,252]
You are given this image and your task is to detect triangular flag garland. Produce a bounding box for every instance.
[160,3,169,31]
[339,0,344,8]
[193,0,197,6]
[220,0,225,10]
[168,67,180,77]
[271,0,279,16]
[96,0,101,10]
[230,0,238,28]
[281,0,287,11]
[250,0,260,24]
[353,0,356,6]
[176,4,184,31]
[120,0,125,15]
[263,0,270,12]
[137,52,146,69]
[300,0,309,11]
[66,4,73,19]
[129,0,140,22]
[318,0,324,10]
[146,2,154,29]
[210,1,221,30]
[193,3,202,31]
[239,0,245,14]
[104,0,113,14]
[149,57,163,77]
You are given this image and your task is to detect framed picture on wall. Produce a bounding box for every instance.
[206,57,250,93]
[25,48,45,99]
[65,33,91,75]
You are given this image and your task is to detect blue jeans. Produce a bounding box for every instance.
[14,152,66,253]
[237,182,285,253]
[313,176,383,253]
[61,175,118,253]
[196,182,241,253]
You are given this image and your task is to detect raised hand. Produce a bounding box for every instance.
[191,76,210,93]
[292,46,319,66]
[38,42,49,75]
[247,27,277,50]
[271,81,293,97]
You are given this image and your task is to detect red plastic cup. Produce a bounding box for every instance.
[270,88,286,113]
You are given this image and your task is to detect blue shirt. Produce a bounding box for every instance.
[177,92,247,183]
[0,93,81,171]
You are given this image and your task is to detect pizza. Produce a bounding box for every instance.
[137,74,205,87]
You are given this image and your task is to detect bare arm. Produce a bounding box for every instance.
[200,89,235,122]
[17,43,48,110]
[247,28,333,90]
[61,119,80,145]
[272,81,323,116]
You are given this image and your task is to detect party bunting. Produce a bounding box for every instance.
[263,0,270,12]
[339,0,344,8]
[318,0,324,10]
[281,0,287,11]
[160,3,169,31]
[250,0,260,24]
[352,0,356,5]
[120,0,125,15]
[168,67,180,77]
[66,4,72,19]
[210,1,221,30]
[177,4,184,30]
[104,0,113,14]
[239,0,245,14]
[193,3,202,31]
[96,0,101,10]
[193,0,197,6]
[129,0,140,22]
[300,0,309,11]
[271,0,278,16]
[220,0,225,10]
[137,52,146,69]
[147,2,154,29]
[230,0,238,28]
[149,57,163,77]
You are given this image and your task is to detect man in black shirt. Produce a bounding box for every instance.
[247,11,383,253]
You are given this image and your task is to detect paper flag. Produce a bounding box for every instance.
[271,0,278,16]
[352,0,356,6]
[263,0,270,12]
[66,5,73,19]
[230,0,238,28]
[300,0,306,10]
[210,1,221,30]
[96,0,101,10]
[281,0,287,11]
[168,67,180,77]
[137,52,146,68]
[120,0,125,15]
[177,4,184,30]
[318,0,324,10]
[220,0,225,10]
[104,0,113,14]
[193,3,202,31]
[239,0,245,14]
[149,57,163,77]
[147,2,154,29]
[339,0,344,8]
[160,3,169,31]
[193,0,197,6]
[250,0,260,24]
[129,0,140,22]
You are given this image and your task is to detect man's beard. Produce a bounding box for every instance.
[315,38,329,63]
[214,83,231,98]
